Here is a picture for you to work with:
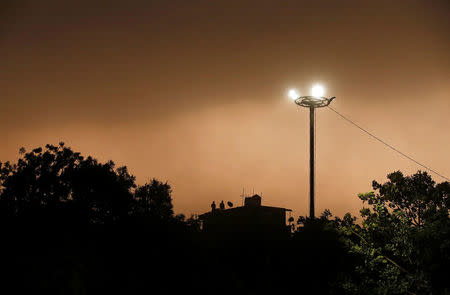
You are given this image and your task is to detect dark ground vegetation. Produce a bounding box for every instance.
[0,143,448,294]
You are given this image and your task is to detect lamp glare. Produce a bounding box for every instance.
[288,89,299,100]
[311,85,325,97]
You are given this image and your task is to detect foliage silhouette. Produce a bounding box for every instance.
[0,144,192,294]
[132,178,174,219]
[0,142,136,224]
[0,144,448,295]
[334,171,450,295]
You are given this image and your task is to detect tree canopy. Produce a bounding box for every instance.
[0,143,177,224]
[334,171,450,294]
[1,144,449,294]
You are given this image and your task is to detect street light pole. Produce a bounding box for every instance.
[289,86,335,219]
[309,106,315,219]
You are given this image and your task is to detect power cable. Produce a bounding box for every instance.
[326,105,449,181]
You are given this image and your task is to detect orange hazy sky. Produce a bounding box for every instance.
[1,0,449,218]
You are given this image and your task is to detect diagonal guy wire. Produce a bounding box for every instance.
[327,105,449,181]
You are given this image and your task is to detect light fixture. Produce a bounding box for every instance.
[311,84,325,98]
[288,89,299,100]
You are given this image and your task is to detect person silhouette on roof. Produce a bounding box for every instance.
[219,200,225,210]
[211,201,216,211]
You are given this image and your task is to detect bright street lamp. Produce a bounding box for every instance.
[288,89,299,100]
[289,85,335,219]
[311,84,325,97]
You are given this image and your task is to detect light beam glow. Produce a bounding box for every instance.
[311,84,325,97]
[288,89,299,100]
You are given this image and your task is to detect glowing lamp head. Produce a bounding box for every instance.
[288,89,299,100]
[311,84,325,97]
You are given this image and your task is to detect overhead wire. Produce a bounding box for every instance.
[326,105,449,182]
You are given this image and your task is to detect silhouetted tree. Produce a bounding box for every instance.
[336,171,450,295]
[132,178,174,220]
[185,214,201,232]
[0,143,193,294]
[3,145,449,295]
[0,142,136,224]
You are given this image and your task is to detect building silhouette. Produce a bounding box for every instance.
[199,194,292,238]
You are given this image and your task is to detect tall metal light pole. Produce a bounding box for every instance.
[288,86,335,219]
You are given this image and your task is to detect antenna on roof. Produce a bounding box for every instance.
[240,188,245,206]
